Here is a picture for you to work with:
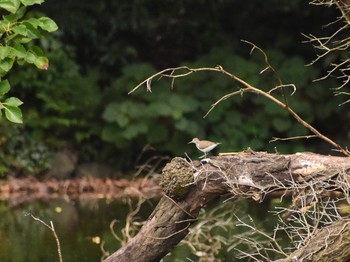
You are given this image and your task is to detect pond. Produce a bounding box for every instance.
[0,198,158,262]
[0,195,291,261]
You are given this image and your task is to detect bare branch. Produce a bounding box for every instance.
[105,153,350,261]
[305,1,350,91]
[130,64,349,156]
[26,212,63,262]
[270,135,318,143]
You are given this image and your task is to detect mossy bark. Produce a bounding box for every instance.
[104,152,350,262]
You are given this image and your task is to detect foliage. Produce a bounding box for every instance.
[0,0,58,175]
[0,123,51,176]
[0,33,103,174]
[0,0,57,123]
[10,34,101,146]
[1,0,347,175]
[101,45,342,157]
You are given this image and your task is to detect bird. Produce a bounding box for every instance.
[188,137,220,158]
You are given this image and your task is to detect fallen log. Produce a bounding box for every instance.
[104,152,350,262]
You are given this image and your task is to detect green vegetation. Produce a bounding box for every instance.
[0,0,57,175]
[0,1,347,176]
[0,0,57,123]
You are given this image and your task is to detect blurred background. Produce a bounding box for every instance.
[1,1,349,261]
[0,0,348,177]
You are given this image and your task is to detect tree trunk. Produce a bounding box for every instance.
[104,152,350,262]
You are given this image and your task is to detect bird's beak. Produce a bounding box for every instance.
[188,141,193,144]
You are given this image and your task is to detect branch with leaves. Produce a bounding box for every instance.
[0,0,58,123]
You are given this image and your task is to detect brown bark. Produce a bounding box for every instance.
[104,157,227,262]
[104,152,350,262]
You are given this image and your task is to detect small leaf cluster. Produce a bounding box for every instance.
[0,0,57,123]
[0,79,22,122]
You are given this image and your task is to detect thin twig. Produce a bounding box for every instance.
[130,64,349,156]
[269,135,318,143]
[26,212,63,262]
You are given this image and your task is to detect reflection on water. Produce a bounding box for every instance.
[0,198,157,262]
[0,197,291,261]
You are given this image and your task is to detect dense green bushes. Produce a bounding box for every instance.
[101,46,342,156]
[0,0,347,175]
[0,0,57,175]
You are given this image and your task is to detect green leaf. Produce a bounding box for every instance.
[0,0,21,14]
[0,21,7,35]
[38,17,58,32]
[4,97,23,106]
[0,80,10,96]
[30,45,44,56]
[20,0,44,6]
[13,43,26,58]
[23,17,39,28]
[27,45,49,69]
[0,46,12,59]
[21,21,41,38]
[33,56,48,70]
[2,6,26,21]
[12,24,27,36]
[17,37,32,43]
[24,51,36,63]
[0,57,14,72]
[4,105,22,123]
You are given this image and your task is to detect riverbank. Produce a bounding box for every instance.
[0,176,162,207]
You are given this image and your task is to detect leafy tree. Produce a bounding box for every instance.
[0,0,57,175]
[0,0,57,123]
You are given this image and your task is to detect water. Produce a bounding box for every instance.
[0,198,156,262]
[0,197,292,261]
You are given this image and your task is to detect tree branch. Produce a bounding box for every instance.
[128,65,350,156]
[104,152,350,261]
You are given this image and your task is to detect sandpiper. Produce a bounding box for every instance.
[188,137,220,158]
